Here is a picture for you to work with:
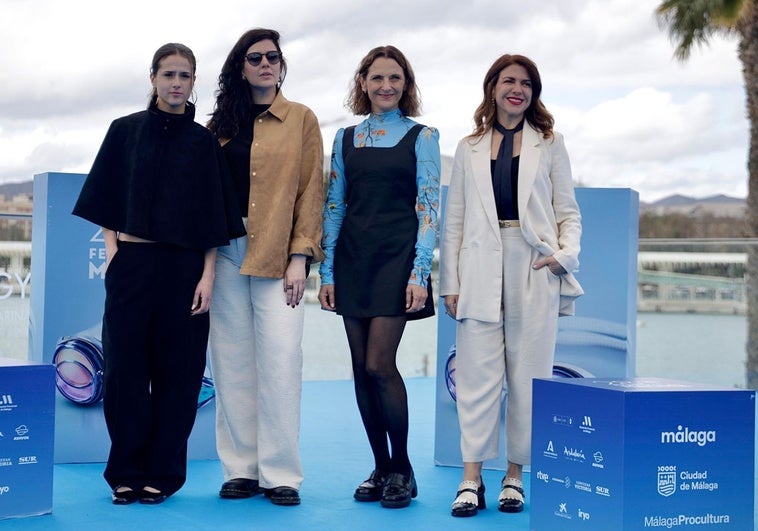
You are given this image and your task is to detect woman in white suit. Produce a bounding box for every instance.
[440,54,582,517]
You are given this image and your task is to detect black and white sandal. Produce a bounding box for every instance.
[451,479,485,517]
[498,476,524,513]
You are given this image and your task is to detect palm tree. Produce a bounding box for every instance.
[656,0,758,389]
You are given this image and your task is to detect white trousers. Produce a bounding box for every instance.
[209,235,304,489]
[455,227,560,465]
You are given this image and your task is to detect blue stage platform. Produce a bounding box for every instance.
[3,377,756,530]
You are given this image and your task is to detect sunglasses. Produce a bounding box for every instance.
[245,51,282,67]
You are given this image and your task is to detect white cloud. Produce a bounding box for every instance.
[0,0,749,202]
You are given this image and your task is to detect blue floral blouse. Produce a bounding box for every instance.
[320,110,441,287]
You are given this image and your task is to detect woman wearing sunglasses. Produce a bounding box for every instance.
[73,43,244,505]
[318,45,440,509]
[206,28,324,506]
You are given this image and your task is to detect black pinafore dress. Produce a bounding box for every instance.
[333,124,434,320]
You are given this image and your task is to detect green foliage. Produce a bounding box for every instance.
[656,0,744,59]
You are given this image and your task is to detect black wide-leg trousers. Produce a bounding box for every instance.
[101,241,208,496]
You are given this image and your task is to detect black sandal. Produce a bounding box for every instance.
[354,470,385,502]
[451,479,485,517]
[498,477,524,513]
[111,486,139,505]
[139,487,167,505]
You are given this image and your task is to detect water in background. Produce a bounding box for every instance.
[0,295,29,360]
[635,312,746,388]
[302,304,438,380]
[5,296,749,389]
[302,304,748,389]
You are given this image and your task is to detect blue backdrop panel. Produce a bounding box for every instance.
[28,172,217,463]
[0,358,55,519]
[531,377,755,530]
[434,188,639,468]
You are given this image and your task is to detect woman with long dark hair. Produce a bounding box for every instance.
[207,28,324,506]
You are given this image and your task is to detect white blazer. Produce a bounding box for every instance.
[439,122,583,322]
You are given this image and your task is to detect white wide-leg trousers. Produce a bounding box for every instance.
[455,226,560,465]
[209,235,305,489]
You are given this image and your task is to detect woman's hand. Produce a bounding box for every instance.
[405,283,428,314]
[443,294,459,319]
[103,228,118,271]
[284,255,307,308]
[533,255,567,275]
[191,275,214,315]
[191,248,217,315]
[318,284,336,312]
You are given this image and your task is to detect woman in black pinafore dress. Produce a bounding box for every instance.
[319,45,440,509]
[334,123,433,319]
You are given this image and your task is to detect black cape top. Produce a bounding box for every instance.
[73,101,245,251]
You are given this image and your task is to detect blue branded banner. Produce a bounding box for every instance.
[0,358,54,519]
[531,377,755,530]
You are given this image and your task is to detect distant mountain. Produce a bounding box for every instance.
[648,194,744,207]
[695,194,745,205]
[0,180,33,199]
[642,193,745,218]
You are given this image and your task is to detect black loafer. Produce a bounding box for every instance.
[380,470,417,509]
[112,486,139,505]
[220,478,260,499]
[354,470,385,502]
[265,486,301,506]
[139,488,168,505]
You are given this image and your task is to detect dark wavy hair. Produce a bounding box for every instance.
[207,28,287,138]
[470,54,553,140]
[346,45,421,117]
[149,43,196,107]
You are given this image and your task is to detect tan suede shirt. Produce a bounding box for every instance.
[220,92,325,278]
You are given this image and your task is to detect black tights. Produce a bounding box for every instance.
[343,315,411,477]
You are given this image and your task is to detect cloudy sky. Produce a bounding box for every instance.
[0,0,747,202]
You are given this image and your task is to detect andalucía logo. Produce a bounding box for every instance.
[657,465,677,497]
[543,440,558,459]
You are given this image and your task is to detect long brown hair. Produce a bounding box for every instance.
[346,45,421,116]
[470,54,553,139]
